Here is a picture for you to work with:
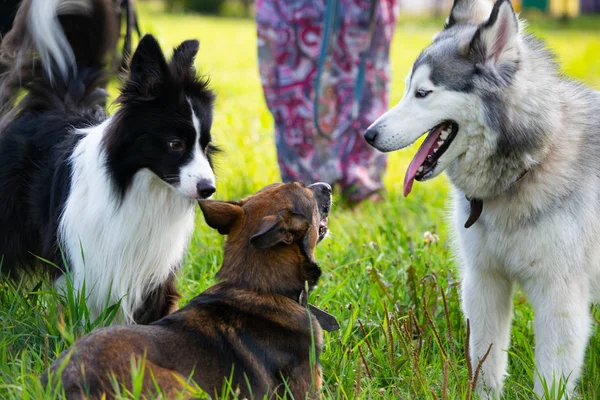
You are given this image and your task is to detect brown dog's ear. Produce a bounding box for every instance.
[199,200,243,235]
[250,213,310,249]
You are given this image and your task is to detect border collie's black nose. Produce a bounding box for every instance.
[364,128,378,145]
[197,181,216,199]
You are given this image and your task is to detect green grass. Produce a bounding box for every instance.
[1,3,600,399]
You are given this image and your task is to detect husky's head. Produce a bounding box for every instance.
[365,0,524,197]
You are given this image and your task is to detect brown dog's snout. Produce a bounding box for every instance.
[308,182,332,218]
[309,182,332,193]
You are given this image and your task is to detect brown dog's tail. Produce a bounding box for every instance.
[0,0,118,128]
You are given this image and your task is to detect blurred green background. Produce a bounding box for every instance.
[1,1,599,398]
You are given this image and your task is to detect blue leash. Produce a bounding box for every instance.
[353,0,379,120]
[313,0,379,139]
[313,0,338,138]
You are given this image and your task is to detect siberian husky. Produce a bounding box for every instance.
[365,0,600,397]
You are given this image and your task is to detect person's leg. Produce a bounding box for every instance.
[257,1,347,186]
[274,125,343,185]
[337,0,398,204]
[338,125,387,203]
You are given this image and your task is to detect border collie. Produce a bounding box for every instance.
[0,0,217,324]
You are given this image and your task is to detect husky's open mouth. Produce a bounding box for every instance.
[404,121,459,196]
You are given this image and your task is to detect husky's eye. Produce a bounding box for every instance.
[168,140,184,152]
[415,89,432,99]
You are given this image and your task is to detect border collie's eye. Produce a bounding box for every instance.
[169,140,184,152]
[415,89,432,99]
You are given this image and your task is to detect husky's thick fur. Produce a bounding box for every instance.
[365,0,600,397]
[0,0,217,324]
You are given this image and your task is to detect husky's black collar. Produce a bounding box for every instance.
[464,169,529,228]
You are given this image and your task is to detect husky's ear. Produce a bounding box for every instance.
[125,35,169,100]
[170,40,199,80]
[446,0,493,28]
[199,200,244,235]
[250,212,309,250]
[469,0,519,65]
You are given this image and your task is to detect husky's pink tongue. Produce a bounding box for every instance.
[403,128,441,197]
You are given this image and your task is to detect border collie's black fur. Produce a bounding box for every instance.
[0,0,217,324]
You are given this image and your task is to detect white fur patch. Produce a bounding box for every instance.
[453,167,599,397]
[29,0,89,82]
[177,98,215,199]
[58,119,197,323]
[450,0,493,25]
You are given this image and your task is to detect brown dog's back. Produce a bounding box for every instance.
[43,182,333,399]
[44,285,322,398]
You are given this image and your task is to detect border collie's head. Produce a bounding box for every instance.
[103,35,217,200]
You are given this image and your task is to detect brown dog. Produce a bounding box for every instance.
[42,182,338,399]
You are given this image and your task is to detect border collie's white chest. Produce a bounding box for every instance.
[58,125,196,323]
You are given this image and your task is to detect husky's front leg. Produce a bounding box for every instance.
[525,277,591,397]
[462,265,514,399]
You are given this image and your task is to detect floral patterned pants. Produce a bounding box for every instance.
[256,0,398,202]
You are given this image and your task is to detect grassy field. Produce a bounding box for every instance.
[1,3,600,399]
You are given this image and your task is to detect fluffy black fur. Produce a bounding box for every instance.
[0,0,116,277]
[0,0,216,325]
[0,110,102,277]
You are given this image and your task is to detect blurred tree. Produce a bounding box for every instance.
[186,0,226,14]
[163,0,253,16]
[165,0,185,12]
[241,0,252,16]
[523,0,548,10]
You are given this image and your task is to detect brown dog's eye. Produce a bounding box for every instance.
[169,140,184,152]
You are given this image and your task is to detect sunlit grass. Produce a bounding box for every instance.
[1,4,599,398]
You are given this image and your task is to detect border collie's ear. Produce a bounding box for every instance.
[445,0,493,29]
[199,200,243,235]
[171,40,199,80]
[250,212,309,250]
[126,35,169,100]
[469,0,519,66]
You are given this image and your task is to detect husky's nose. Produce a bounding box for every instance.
[197,180,216,199]
[364,127,378,145]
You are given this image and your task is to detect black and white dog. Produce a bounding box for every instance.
[0,0,217,324]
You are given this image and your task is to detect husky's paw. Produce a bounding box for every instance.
[476,375,503,400]
[477,388,501,400]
